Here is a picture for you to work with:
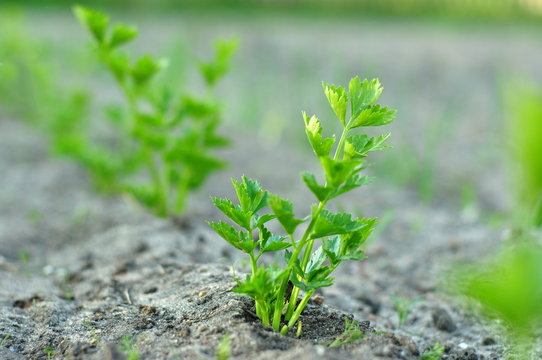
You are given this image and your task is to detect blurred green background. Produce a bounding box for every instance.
[1,0,542,216]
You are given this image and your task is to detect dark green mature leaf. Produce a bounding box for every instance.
[109,23,138,48]
[349,77,383,120]
[74,6,109,44]
[302,172,333,202]
[323,82,348,126]
[232,176,268,215]
[350,105,396,128]
[268,194,304,235]
[304,112,335,157]
[211,197,251,230]
[310,209,366,239]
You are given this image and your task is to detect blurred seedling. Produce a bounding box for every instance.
[0,334,11,348]
[120,334,141,360]
[328,318,367,347]
[505,84,542,229]
[44,346,55,360]
[0,8,53,123]
[392,294,419,327]
[419,342,445,360]
[215,334,231,360]
[72,6,237,216]
[209,77,395,334]
[451,241,542,360]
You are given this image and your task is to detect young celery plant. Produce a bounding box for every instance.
[209,77,395,334]
[73,6,237,216]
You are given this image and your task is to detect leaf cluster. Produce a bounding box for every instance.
[68,6,237,216]
[210,77,395,334]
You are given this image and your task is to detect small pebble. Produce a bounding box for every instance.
[482,337,496,346]
[432,308,456,332]
[198,291,207,297]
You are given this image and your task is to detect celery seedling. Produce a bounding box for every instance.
[209,77,395,334]
[73,6,237,216]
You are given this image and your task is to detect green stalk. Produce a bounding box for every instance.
[285,126,350,322]
[281,290,314,335]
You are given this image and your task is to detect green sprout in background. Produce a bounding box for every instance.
[505,85,542,229]
[209,76,395,334]
[452,241,542,359]
[72,6,237,216]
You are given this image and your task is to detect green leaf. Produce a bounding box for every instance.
[349,77,383,120]
[310,209,367,239]
[74,5,109,44]
[209,221,245,251]
[261,234,291,253]
[108,53,131,82]
[268,194,304,235]
[131,55,163,86]
[323,236,340,264]
[109,23,138,48]
[323,82,348,126]
[350,105,396,128]
[211,197,251,230]
[307,246,326,274]
[344,133,391,159]
[254,213,276,228]
[301,172,333,202]
[320,157,363,188]
[332,174,374,199]
[340,218,376,256]
[199,38,239,87]
[232,176,268,215]
[304,112,335,157]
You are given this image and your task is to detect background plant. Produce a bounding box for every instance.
[505,84,542,229]
[72,6,237,216]
[209,76,395,334]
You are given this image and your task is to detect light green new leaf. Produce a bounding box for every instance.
[304,112,335,157]
[310,209,366,239]
[350,105,396,128]
[323,82,348,126]
[349,77,383,120]
[109,23,138,48]
[232,176,268,215]
[74,5,109,44]
[268,194,304,235]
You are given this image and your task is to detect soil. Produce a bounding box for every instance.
[2,10,542,360]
